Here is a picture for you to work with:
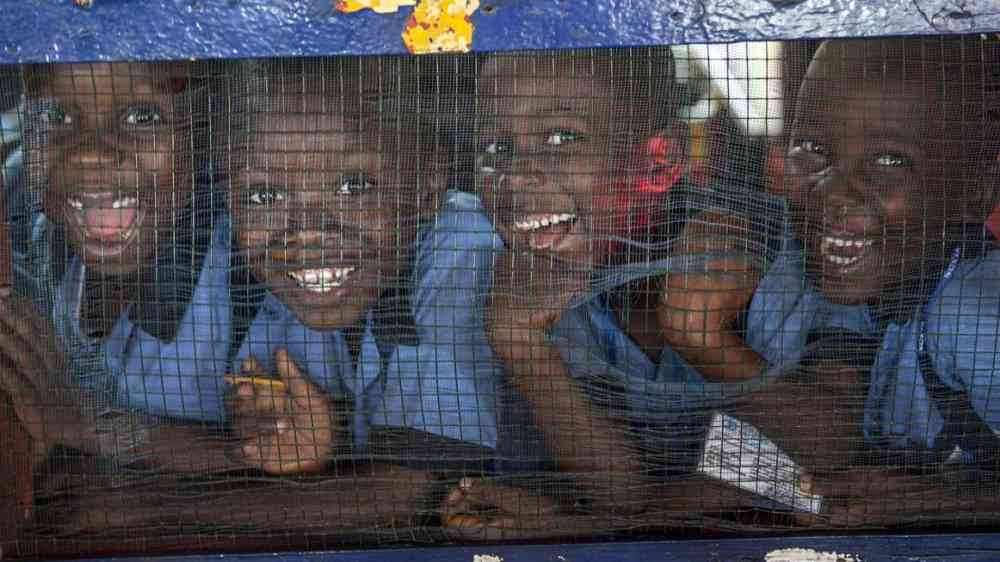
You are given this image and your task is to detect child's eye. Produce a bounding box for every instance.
[545,130,586,146]
[874,152,912,168]
[41,107,72,127]
[337,173,375,196]
[123,105,163,126]
[481,139,513,156]
[797,139,827,155]
[247,188,285,206]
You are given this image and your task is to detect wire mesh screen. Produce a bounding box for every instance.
[1,35,1000,558]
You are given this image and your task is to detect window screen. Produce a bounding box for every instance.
[1,35,1000,558]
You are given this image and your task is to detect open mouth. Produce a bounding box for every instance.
[819,234,874,269]
[65,192,144,256]
[285,267,357,293]
[510,212,578,251]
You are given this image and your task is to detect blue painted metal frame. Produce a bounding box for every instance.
[46,534,1000,562]
[2,0,1000,64]
[5,0,1000,560]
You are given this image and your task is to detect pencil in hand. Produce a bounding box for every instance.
[224,375,288,392]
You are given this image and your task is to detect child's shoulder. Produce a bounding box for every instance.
[930,248,1000,324]
[421,190,502,251]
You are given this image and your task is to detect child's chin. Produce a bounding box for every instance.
[73,241,145,277]
[285,298,372,333]
[815,277,880,306]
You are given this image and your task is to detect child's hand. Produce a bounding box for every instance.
[488,248,593,350]
[226,348,337,475]
[797,467,970,528]
[657,211,764,381]
[0,295,97,461]
[442,477,605,539]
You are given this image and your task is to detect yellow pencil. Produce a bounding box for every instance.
[224,375,288,391]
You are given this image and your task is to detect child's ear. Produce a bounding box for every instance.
[638,121,690,194]
[969,156,1000,225]
[417,160,449,217]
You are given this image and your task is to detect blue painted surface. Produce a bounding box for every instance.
[2,0,1000,64]
[5,0,1000,561]
[49,534,1000,562]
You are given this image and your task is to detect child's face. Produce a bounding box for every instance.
[785,54,973,304]
[475,55,650,264]
[233,91,438,332]
[27,62,193,277]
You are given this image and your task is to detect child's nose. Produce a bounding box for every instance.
[505,156,548,191]
[284,207,328,233]
[62,128,128,168]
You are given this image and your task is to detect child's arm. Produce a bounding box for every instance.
[658,211,767,382]
[492,250,642,483]
[442,250,646,532]
[0,295,100,464]
[225,348,340,475]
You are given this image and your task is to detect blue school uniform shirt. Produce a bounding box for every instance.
[234,190,502,450]
[45,211,233,422]
[32,190,502,447]
[745,233,1000,455]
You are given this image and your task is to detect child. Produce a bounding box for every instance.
[659,36,1000,526]
[442,48,751,534]
[18,61,235,471]
[224,56,501,507]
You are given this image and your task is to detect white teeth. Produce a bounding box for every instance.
[819,235,874,269]
[822,235,874,249]
[826,254,861,266]
[287,267,356,293]
[512,213,577,232]
[111,197,138,210]
[67,196,138,211]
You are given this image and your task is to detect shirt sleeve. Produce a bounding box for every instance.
[370,193,502,449]
[927,251,1000,434]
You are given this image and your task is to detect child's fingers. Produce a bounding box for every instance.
[239,356,267,377]
[0,364,46,443]
[0,312,55,383]
[275,348,329,423]
[457,478,559,518]
[259,432,326,475]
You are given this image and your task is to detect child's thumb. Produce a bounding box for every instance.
[274,348,314,404]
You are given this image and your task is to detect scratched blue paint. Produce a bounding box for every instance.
[46,533,1000,562]
[1,0,1000,64]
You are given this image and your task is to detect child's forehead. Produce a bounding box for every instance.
[478,54,615,98]
[27,61,186,97]
[795,56,957,142]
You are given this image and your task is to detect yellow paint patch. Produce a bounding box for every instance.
[335,0,416,14]
[402,0,479,54]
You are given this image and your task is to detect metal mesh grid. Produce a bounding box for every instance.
[0,35,998,558]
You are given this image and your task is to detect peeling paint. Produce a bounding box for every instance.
[402,0,478,53]
[335,0,416,15]
[765,548,861,562]
[472,555,504,562]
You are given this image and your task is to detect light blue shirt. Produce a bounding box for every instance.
[235,191,503,449]
[746,235,1000,453]
[32,191,503,452]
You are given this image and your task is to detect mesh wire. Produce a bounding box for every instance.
[0,36,999,557]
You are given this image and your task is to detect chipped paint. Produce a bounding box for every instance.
[765,548,860,562]
[403,0,479,53]
[472,555,504,562]
[73,0,92,7]
[335,0,416,15]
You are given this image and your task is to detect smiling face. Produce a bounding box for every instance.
[475,51,678,265]
[785,39,998,305]
[25,62,194,278]
[233,71,441,331]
